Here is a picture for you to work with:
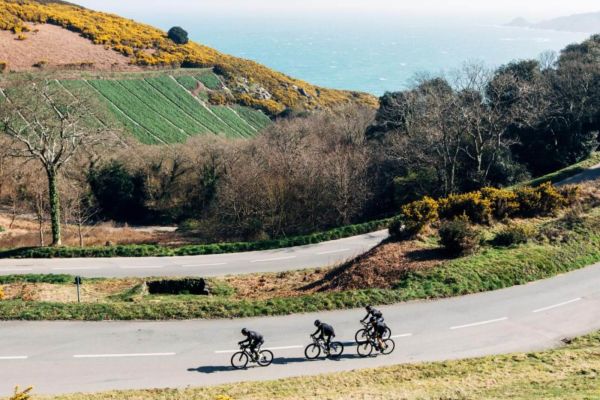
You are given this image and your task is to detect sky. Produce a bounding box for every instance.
[75,0,599,22]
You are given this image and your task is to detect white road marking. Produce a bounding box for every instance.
[316,248,350,255]
[450,317,508,330]
[73,352,175,359]
[181,263,227,267]
[250,256,296,263]
[533,298,582,313]
[119,265,165,270]
[0,356,28,360]
[215,345,302,354]
[52,267,101,271]
[390,333,413,339]
[0,268,33,272]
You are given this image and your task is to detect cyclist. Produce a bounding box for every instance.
[371,316,388,350]
[312,320,335,353]
[238,328,264,359]
[361,305,384,324]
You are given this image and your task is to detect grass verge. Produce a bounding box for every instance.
[30,330,600,399]
[0,218,391,259]
[1,212,599,321]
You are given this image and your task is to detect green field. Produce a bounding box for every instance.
[4,70,271,145]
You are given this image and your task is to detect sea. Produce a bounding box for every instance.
[81,4,592,96]
[171,17,590,95]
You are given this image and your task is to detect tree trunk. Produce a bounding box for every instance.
[46,167,62,247]
[78,222,83,247]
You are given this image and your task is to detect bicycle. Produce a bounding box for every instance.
[230,344,274,369]
[356,333,395,357]
[355,321,391,343]
[304,335,344,360]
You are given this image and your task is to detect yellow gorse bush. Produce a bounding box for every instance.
[10,387,32,400]
[390,183,575,240]
[0,0,376,114]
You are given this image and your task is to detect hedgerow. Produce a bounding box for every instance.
[0,218,392,259]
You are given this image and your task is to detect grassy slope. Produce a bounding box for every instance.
[35,331,600,400]
[6,70,270,144]
[1,211,598,321]
[0,0,377,115]
[518,152,600,187]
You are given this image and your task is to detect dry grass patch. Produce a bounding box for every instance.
[1,279,141,303]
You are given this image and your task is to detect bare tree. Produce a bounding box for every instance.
[0,77,116,246]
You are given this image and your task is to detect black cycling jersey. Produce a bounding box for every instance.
[373,320,387,336]
[313,323,335,338]
[239,330,264,348]
[362,308,383,323]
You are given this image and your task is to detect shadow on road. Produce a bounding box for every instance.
[189,351,363,374]
[188,365,233,374]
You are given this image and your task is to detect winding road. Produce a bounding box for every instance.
[1,261,599,395]
[0,230,389,278]
[1,166,599,396]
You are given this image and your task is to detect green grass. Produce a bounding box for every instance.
[29,70,272,144]
[518,152,600,187]
[0,218,392,259]
[1,213,598,321]
[195,71,222,90]
[35,331,600,399]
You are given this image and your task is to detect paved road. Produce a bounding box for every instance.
[559,162,600,185]
[0,230,388,278]
[1,262,599,396]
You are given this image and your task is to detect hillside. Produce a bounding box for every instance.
[507,11,600,33]
[0,69,272,143]
[0,0,377,116]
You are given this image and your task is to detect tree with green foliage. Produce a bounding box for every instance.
[0,78,115,246]
[167,26,189,45]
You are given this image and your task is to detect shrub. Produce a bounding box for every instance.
[0,226,5,233]
[167,26,189,45]
[391,196,438,239]
[494,223,537,247]
[438,192,492,224]
[0,286,4,300]
[16,33,27,40]
[515,183,567,217]
[557,185,580,207]
[439,216,481,256]
[10,386,32,400]
[208,92,228,105]
[147,278,208,295]
[480,187,519,220]
[0,61,7,73]
[32,60,47,68]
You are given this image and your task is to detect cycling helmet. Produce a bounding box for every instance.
[241,328,248,335]
[314,319,321,327]
[366,305,373,312]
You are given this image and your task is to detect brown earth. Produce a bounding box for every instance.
[224,240,446,300]
[0,23,140,72]
[1,279,141,302]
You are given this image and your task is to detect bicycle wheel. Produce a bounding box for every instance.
[257,350,274,367]
[383,327,392,340]
[356,341,373,357]
[355,329,369,343]
[304,343,321,360]
[381,339,395,355]
[231,351,249,369]
[328,341,344,359]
